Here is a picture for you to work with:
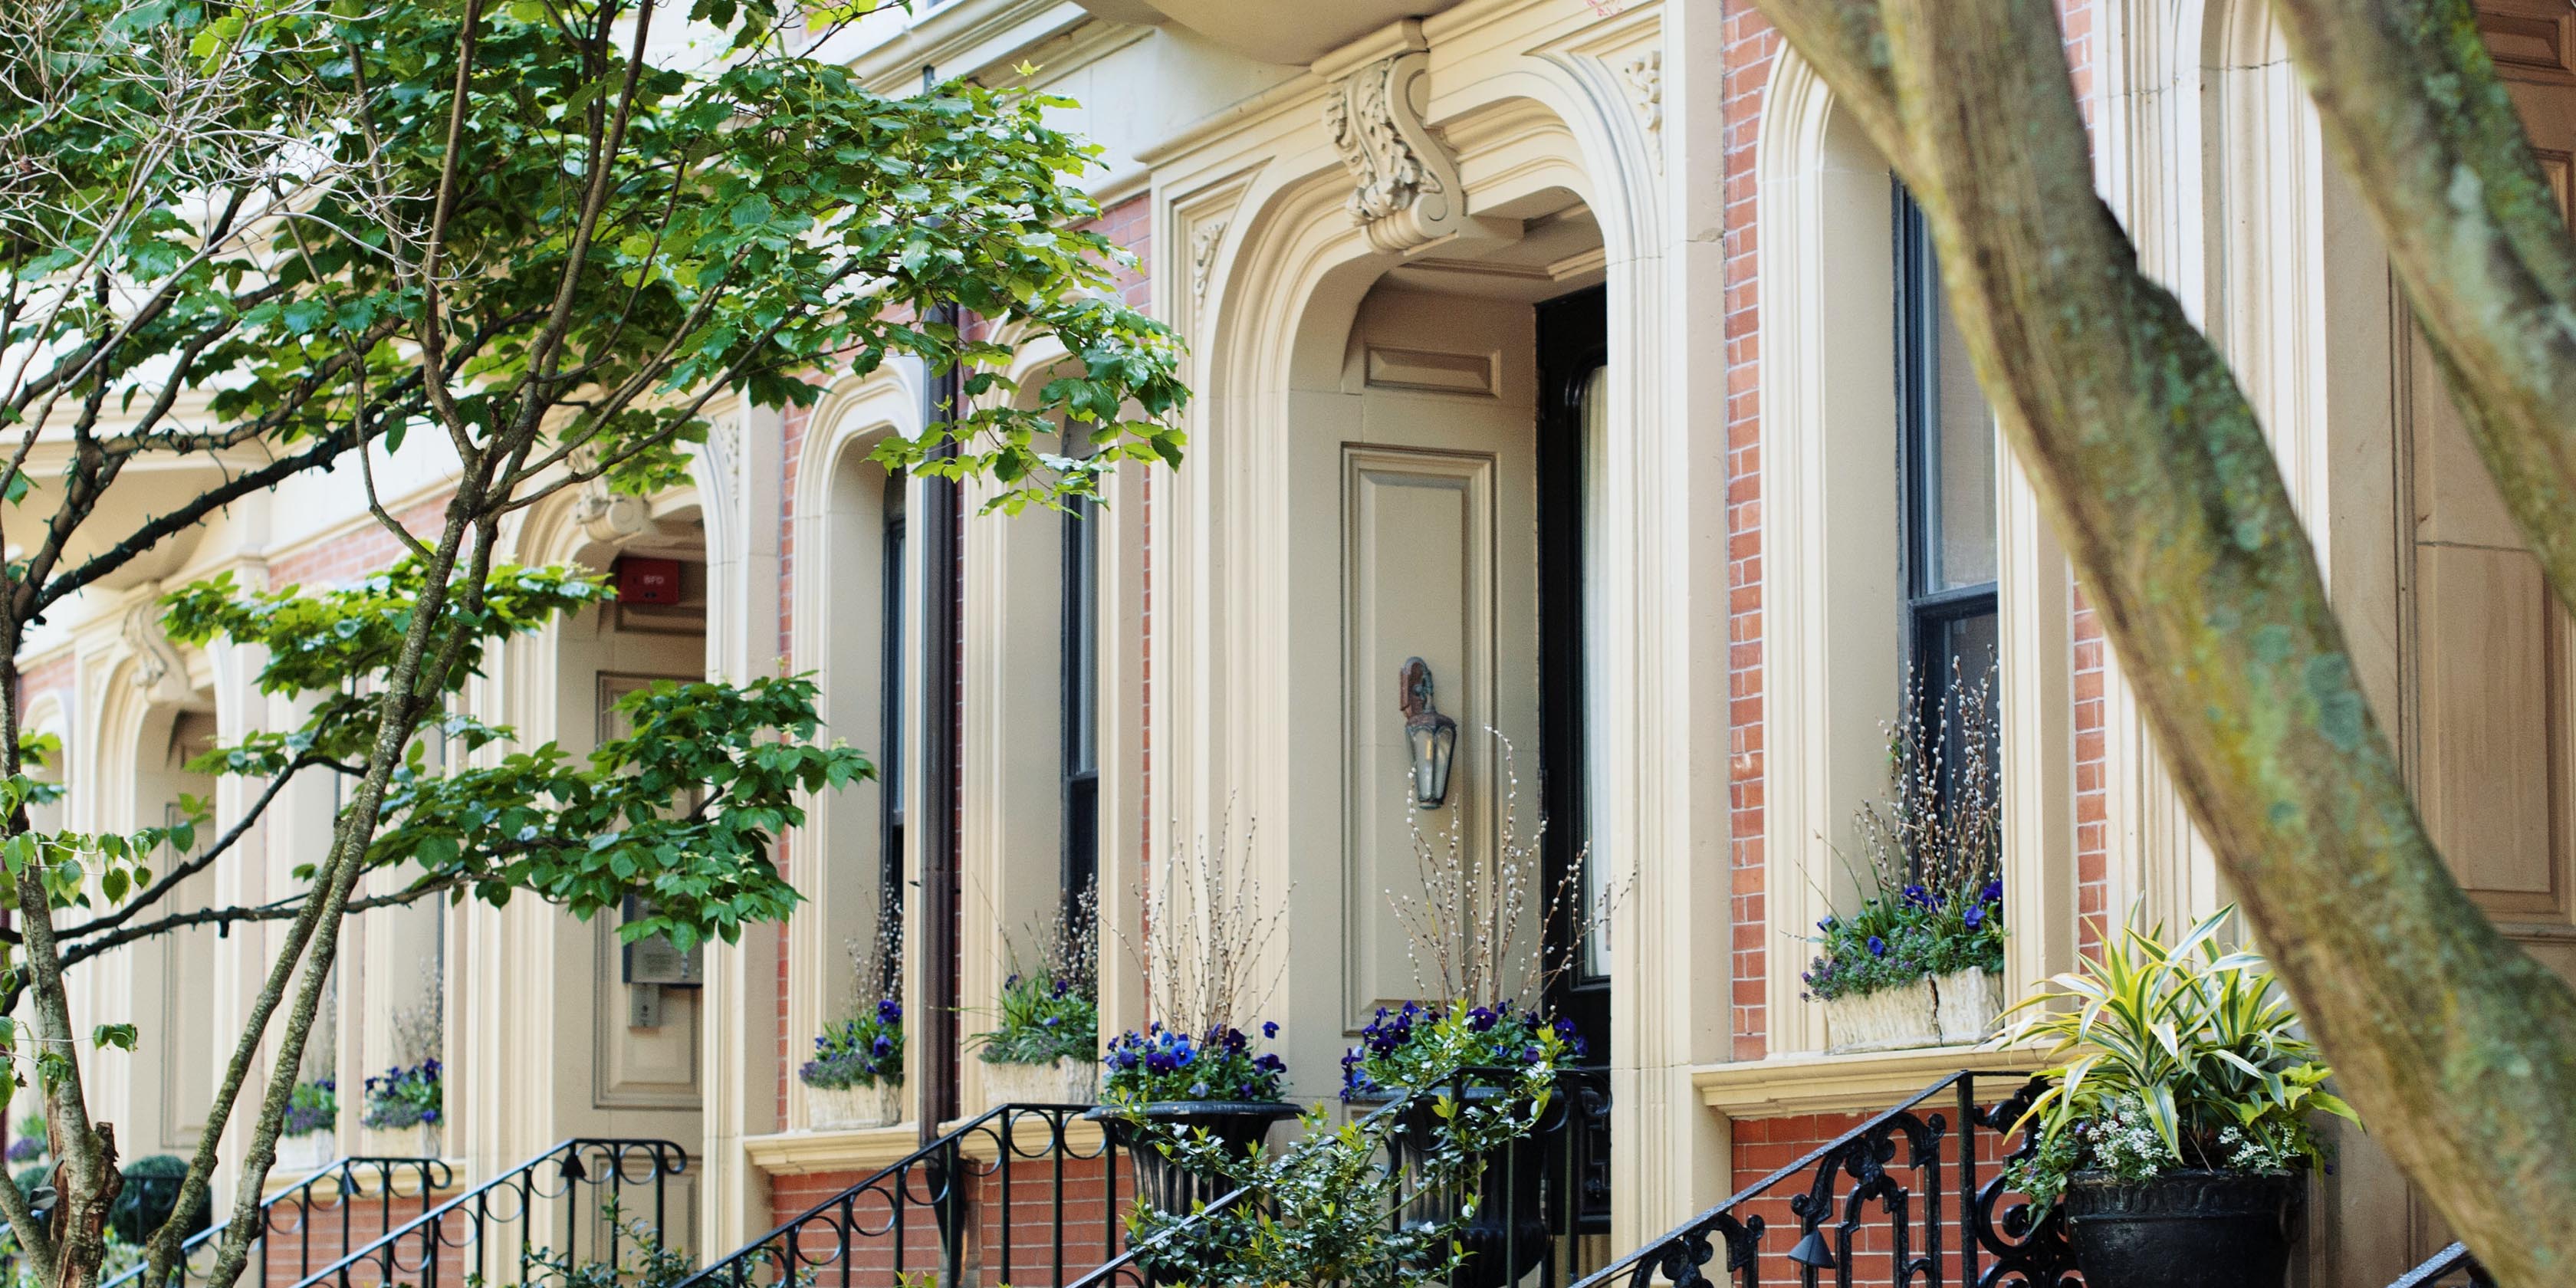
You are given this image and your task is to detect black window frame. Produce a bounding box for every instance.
[1893,182,2001,718]
[1060,464,1101,912]
[879,469,909,974]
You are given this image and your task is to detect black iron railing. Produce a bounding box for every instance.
[1572,1070,2073,1288]
[1067,1065,1609,1288]
[100,1156,454,1288]
[678,1104,1119,1288]
[283,1139,688,1288]
[2390,1242,2493,1288]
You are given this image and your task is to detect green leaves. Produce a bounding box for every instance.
[368,674,869,948]
[1998,905,2361,1213]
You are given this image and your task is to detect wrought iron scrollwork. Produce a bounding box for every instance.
[1967,1079,2081,1288]
[1572,1071,2082,1288]
[283,1138,688,1288]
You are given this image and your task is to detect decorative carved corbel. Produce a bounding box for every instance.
[120,596,192,705]
[1324,50,1472,253]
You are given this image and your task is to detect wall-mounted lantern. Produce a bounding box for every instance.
[1398,656,1458,808]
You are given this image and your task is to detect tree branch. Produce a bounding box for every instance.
[2266,0,2576,619]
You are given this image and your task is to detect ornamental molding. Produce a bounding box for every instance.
[1188,217,1229,310]
[1322,50,1472,253]
[120,596,192,705]
[1623,50,1664,169]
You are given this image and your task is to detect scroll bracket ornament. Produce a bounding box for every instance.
[1324,49,1490,254]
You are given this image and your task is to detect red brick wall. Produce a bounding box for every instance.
[268,493,455,589]
[1720,5,1784,1065]
[1718,0,2107,1122]
[761,1155,1133,1287]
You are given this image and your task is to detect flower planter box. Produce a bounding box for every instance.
[1934,968,2006,1044]
[1823,970,2005,1053]
[274,1130,336,1174]
[367,1123,441,1159]
[2065,1169,2301,1288]
[981,1057,1097,1107]
[1824,978,1941,1053]
[807,1080,903,1130]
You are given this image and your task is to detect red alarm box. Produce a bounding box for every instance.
[615,556,682,606]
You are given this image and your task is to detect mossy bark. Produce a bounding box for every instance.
[1750,0,2576,1283]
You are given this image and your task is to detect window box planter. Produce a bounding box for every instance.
[274,1130,335,1174]
[808,1081,903,1131]
[982,1057,1096,1107]
[2063,1169,2301,1288]
[368,1123,440,1159]
[1823,969,2003,1053]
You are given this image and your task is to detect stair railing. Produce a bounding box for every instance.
[98,1156,452,1288]
[281,1139,688,1288]
[677,1103,1116,1288]
[1572,1070,2067,1288]
[2390,1241,2495,1288]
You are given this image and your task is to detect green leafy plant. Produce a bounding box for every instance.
[975,972,1098,1067]
[1802,665,2005,1001]
[1113,1005,1558,1287]
[1998,905,2360,1214]
[491,1199,693,1288]
[361,1062,442,1132]
[800,1002,904,1091]
[1341,1001,1579,1101]
[0,0,1192,1276]
[282,1080,337,1139]
[972,884,1097,1066]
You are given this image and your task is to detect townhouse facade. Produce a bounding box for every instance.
[18,0,2570,1283]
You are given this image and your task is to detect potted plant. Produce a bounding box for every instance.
[802,999,906,1129]
[362,1060,442,1157]
[974,886,1101,1106]
[276,1076,339,1172]
[1088,816,1298,1227]
[1339,735,1616,1288]
[1340,1002,1573,1288]
[805,892,907,1129]
[1806,665,2006,1052]
[1999,905,2358,1288]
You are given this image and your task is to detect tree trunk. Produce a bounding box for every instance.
[1749,0,2576,1283]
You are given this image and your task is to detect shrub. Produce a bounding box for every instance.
[1101,1022,1286,1104]
[110,1154,211,1245]
[800,1000,905,1090]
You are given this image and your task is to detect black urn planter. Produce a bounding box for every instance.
[1086,1099,1300,1219]
[2063,1169,2302,1288]
[1375,1087,1553,1288]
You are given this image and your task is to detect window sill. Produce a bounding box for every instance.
[1690,1044,2045,1119]
[742,1123,923,1176]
